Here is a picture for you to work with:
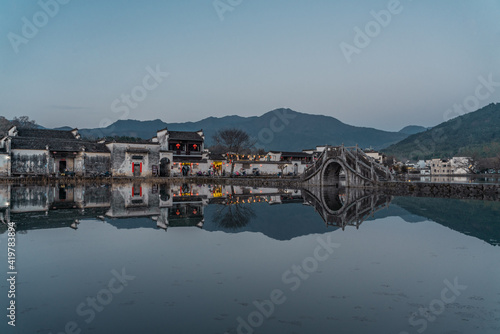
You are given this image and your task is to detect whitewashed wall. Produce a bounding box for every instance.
[0,154,9,176]
[107,143,160,177]
[11,149,51,175]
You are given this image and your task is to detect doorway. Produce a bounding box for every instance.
[133,163,141,177]
[59,160,67,173]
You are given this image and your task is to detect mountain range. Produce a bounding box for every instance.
[47,103,499,159]
[383,103,500,160]
[76,108,411,151]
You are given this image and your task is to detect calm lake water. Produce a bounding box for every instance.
[1,183,499,334]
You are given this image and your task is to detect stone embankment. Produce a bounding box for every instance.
[1,176,499,201]
[377,181,500,201]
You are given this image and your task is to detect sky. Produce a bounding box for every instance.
[1,0,499,131]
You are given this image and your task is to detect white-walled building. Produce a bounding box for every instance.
[427,157,474,175]
[0,126,206,178]
[364,151,384,164]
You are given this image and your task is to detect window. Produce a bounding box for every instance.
[169,143,185,151]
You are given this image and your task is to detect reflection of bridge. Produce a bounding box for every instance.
[303,145,393,187]
[302,186,392,229]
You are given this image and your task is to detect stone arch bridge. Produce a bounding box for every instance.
[302,145,393,187]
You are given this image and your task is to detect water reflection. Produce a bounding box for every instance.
[0,183,382,233]
[1,183,499,334]
[212,204,256,230]
[0,182,499,245]
[302,186,391,230]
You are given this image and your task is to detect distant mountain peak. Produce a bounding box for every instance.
[75,108,411,151]
[399,125,427,135]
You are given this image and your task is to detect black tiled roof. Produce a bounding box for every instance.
[11,137,109,153]
[172,156,206,162]
[126,147,150,153]
[17,128,77,140]
[208,153,225,160]
[107,138,155,144]
[168,131,203,141]
[269,151,312,157]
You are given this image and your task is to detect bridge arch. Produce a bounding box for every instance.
[302,186,392,229]
[321,185,345,213]
[321,159,346,188]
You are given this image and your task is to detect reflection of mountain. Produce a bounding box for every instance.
[370,204,427,223]
[392,197,500,246]
[12,208,109,232]
[203,202,335,240]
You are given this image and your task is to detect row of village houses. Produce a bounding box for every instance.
[0,126,318,177]
[364,151,475,175]
[0,126,474,177]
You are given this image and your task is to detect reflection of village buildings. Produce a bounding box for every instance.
[0,183,303,232]
[0,182,388,233]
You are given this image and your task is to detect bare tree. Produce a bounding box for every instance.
[211,128,255,176]
[277,163,287,177]
[12,116,37,129]
[0,116,12,133]
[494,154,500,171]
[212,202,256,230]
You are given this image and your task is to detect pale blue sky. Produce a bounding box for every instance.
[1,0,499,131]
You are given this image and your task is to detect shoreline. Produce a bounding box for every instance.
[0,176,499,201]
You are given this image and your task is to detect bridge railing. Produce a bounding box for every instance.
[348,146,393,181]
[302,145,394,182]
[302,146,333,180]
